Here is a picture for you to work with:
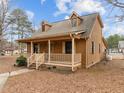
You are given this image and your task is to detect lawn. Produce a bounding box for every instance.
[0,56,24,74]
[1,60,124,93]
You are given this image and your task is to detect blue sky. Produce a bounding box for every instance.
[9,0,124,38]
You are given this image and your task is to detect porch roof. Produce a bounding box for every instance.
[17,13,103,42]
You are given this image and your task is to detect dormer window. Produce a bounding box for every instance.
[71,18,77,27]
[69,11,82,27]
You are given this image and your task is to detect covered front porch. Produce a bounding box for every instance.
[26,36,82,71]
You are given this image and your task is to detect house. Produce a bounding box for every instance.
[17,12,107,71]
[0,41,19,55]
[118,41,124,53]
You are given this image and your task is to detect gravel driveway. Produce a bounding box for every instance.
[2,60,124,93]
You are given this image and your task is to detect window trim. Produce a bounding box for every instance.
[99,44,101,53]
[92,41,95,54]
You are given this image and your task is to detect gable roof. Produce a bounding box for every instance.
[17,12,103,42]
[69,11,82,19]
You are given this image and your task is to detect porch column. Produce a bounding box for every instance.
[19,42,21,54]
[38,43,40,53]
[72,38,75,71]
[48,40,51,62]
[31,41,33,55]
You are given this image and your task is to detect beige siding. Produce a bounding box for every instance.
[51,41,63,53]
[75,39,86,67]
[86,17,106,68]
[39,42,48,53]
[100,40,106,60]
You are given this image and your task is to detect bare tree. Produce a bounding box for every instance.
[8,8,34,53]
[0,0,11,53]
[0,0,9,36]
[9,8,34,39]
[107,0,124,8]
[105,0,124,21]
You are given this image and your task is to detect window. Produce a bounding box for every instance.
[92,41,95,54]
[99,44,100,53]
[65,41,72,54]
[71,18,77,27]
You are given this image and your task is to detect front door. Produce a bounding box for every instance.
[33,44,38,53]
[65,41,72,54]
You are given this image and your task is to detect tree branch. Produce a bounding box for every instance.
[107,0,124,8]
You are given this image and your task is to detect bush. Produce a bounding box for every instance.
[0,51,5,56]
[16,55,27,67]
[1,52,5,56]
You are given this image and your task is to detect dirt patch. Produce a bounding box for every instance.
[0,56,25,74]
[2,60,124,93]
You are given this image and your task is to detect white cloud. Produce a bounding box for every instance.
[54,0,71,16]
[64,15,69,19]
[72,0,106,15]
[103,23,124,37]
[41,0,46,4]
[54,0,106,16]
[25,10,34,21]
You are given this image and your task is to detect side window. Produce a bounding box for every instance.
[92,41,95,54]
[99,44,100,53]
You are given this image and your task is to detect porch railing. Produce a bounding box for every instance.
[27,54,35,67]
[44,53,81,65]
[27,53,45,69]
[35,53,45,69]
[28,53,81,70]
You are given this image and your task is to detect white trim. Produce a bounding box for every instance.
[44,62,81,68]
[38,43,40,53]
[45,63,72,67]
[48,40,51,62]
[72,38,75,71]
[31,41,33,55]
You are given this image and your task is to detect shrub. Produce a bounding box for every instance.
[1,52,5,56]
[0,51,5,56]
[16,55,27,67]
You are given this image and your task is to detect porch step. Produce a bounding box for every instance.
[38,64,48,71]
[28,63,36,69]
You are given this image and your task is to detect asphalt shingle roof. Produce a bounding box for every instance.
[17,13,102,42]
[31,13,98,39]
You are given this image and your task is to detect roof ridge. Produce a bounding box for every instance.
[50,12,99,24]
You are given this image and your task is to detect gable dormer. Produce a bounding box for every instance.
[41,21,52,32]
[70,11,82,27]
